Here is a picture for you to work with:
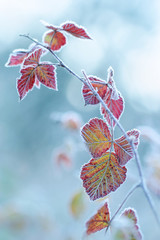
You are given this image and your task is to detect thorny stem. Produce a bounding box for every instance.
[21,34,160,226]
[106,182,141,233]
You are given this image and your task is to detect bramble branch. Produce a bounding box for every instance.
[21,34,160,227]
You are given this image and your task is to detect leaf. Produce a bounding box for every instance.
[80,152,127,200]
[5,50,30,67]
[101,89,124,127]
[81,118,112,158]
[86,202,110,235]
[23,47,44,67]
[82,76,108,105]
[43,30,66,51]
[122,208,138,224]
[114,130,140,166]
[5,44,40,67]
[17,66,36,100]
[36,64,57,89]
[54,150,72,168]
[17,48,57,100]
[62,22,92,39]
[112,208,142,240]
[107,66,119,100]
[100,67,124,127]
[70,190,85,218]
[61,111,82,131]
[119,208,142,240]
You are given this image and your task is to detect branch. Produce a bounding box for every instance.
[20,34,86,85]
[20,34,160,227]
[106,182,141,233]
[131,141,160,225]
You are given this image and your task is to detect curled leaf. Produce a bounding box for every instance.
[80,152,127,200]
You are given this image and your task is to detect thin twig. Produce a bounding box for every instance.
[20,34,86,85]
[106,182,141,233]
[20,34,160,226]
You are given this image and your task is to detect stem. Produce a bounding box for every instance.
[131,142,160,225]
[106,182,141,233]
[21,34,160,226]
[20,34,86,85]
[143,184,160,225]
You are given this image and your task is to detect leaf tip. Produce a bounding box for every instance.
[107,66,114,77]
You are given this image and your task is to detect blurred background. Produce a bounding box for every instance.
[1,0,160,239]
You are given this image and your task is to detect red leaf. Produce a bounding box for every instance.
[101,89,124,127]
[100,67,124,127]
[17,64,57,100]
[81,118,112,158]
[62,22,92,39]
[114,130,140,165]
[17,47,57,100]
[54,150,72,168]
[86,202,110,235]
[82,76,108,105]
[61,111,82,131]
[43,30,66,51]
[5,50,29,67]
[23,48,44,67]
[120,208,142,240]
[5,44,41,67]
[17,66,36,100]
[122,208,138,225]
[80,153,127,200]
[36,64,57,90]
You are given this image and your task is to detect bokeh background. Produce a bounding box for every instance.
[1,0,160,239]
